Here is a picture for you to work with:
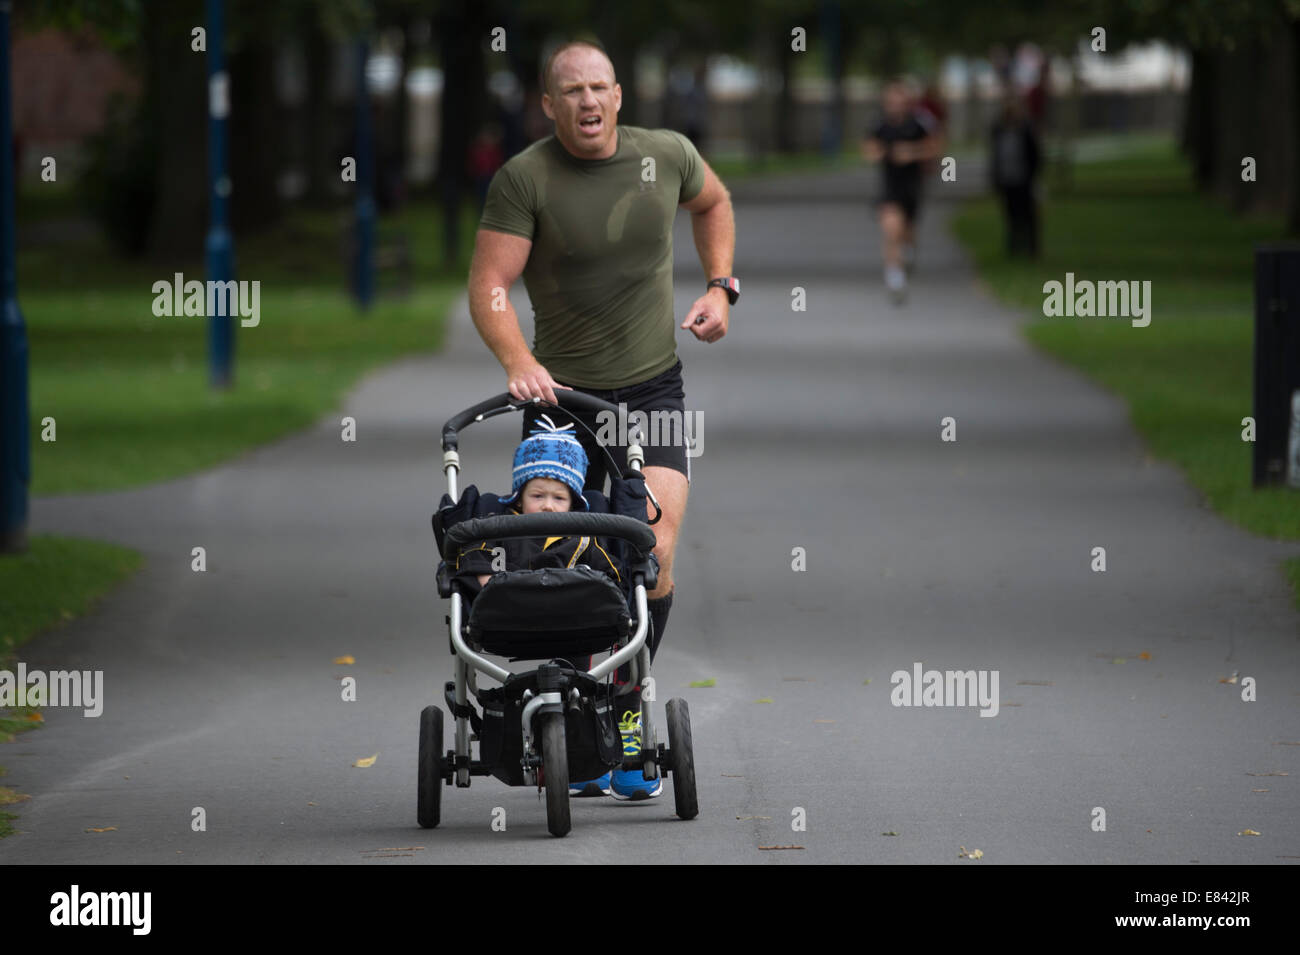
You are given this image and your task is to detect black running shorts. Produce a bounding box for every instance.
[522,359,692,492]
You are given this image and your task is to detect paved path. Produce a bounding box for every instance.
[4,167,1298,864]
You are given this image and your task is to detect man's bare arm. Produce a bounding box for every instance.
[467,228,569,402]
[679,161,734,343]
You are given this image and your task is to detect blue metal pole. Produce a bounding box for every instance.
[353,37,375,311]
[0,0,29,552]
[206,0,234,387]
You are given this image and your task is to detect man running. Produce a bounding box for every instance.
[467,40,736,799]
[861,79,944,304]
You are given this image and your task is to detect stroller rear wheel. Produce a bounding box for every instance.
[417,705,444,828]
[540,711,571,837]
[666,698,698,820]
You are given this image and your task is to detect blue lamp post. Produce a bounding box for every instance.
[353,37,376,311]
[0,0,29,552]
[206,0,235,388]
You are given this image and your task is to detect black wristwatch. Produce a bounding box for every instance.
[707,277,740,305]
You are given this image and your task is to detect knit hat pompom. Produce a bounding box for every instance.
[502,414,589,511]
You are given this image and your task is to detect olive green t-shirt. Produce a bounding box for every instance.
[479,125,706,389]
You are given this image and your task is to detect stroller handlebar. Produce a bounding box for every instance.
[441,392,631,452]
[442,511,657,561]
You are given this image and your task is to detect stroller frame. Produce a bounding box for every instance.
[420,391,698,836]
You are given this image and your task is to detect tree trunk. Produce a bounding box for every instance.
[1182,49,1216,189]
[143,0,207,261]
[599,17,639,128]
[301,15,336,203]
[435,0,487,269]
[775,19,797,153]
[1288,19,1300,235]
[228,35,282,234]
[391,12,413,188]
[1212,41,1259,213]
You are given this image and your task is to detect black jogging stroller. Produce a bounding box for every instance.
[421,391,699,836]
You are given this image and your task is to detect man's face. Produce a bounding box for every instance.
[521,477,574,514]
[542,46,621,159]
[883,84,909,121]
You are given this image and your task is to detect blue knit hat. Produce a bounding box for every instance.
[502,414,590,511]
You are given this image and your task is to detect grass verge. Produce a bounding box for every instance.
[0,535,142,837]
[19,192,467,494]
[951,136,1300,577]
[1,535,143,657]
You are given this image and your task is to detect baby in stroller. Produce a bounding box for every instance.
[445,414,655,800]
[451,415,622,592]
[423,392,697,835]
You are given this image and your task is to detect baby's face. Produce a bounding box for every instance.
[521,477,573,514]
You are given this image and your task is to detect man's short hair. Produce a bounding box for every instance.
[541,39,615,96]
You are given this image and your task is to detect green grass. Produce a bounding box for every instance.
[0,536,142,656]
[1285,557,1300,610]
[26,285,458,493]
[708,145,862,182]
[18,192,467,494]
[0,535,142,837]
[951,137,1300,543]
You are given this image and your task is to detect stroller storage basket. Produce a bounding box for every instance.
[477,678,624,786]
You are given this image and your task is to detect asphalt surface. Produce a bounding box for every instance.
[4,165,1299,865]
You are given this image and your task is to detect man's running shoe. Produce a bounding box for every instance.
[885,265,907,305]
[569,773,611,797]
[610,709,662,800]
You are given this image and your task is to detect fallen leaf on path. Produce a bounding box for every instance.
[688,678,716,688]
[1219,671,1239,684]
[1238,829,1261,836]
[1246,772,1288,777]
[333,655,355,665]
[957,846,983,859]
[720,773,744,778]
[882,831,899,836]
[85,827,117,833]
[754,698,773,704]
[1111,658,1127,665]
[862,678,872,685]
[307,801,317,806]
[1138,652,1151,661]
[758,845,804,850]
[736,815,771,821]
[0,787,30,806]
[26,712,42,722]
[1251,789,1269,793]
[353,753,379,768]
[1002,702,1022,707]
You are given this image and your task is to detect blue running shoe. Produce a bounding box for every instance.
[569,773,611,797]
[610,709,662,800]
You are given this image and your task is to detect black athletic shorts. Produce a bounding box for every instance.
[877,186,920,223]
[521,359,692,492]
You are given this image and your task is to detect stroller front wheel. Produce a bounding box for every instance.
[417,705,444,829]
[666,698,698,820]
[540,711,571,837]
